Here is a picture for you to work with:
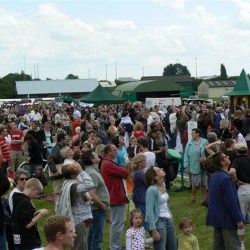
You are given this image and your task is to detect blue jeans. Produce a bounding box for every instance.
[110,205,125,250]
[88,209,106,250]
[153,217,177,250]
[0,233,6,250]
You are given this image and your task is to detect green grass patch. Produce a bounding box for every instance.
[33,181,249,250]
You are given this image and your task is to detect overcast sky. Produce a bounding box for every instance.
[0,0,250,81]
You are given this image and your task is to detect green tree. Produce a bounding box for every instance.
[65,74,79,79]
[220,64,228,78]
[0,72,32,98]
[163,63,191,76]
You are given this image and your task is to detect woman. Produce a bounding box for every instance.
[132,153,148,224]
[184,128,207,204]
[70,126,81,152]
[23,134,43,176]
[41,121,54,159]
[145,166,177,250]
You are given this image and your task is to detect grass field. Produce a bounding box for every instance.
[33,180,250,250]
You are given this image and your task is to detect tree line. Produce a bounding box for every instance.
[0,63,236,98]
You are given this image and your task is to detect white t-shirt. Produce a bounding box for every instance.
[143,151,156,172]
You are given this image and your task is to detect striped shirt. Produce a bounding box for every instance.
[0,137,11,162]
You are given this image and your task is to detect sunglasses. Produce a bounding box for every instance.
[19,178,29,181]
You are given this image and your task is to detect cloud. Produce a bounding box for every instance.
[0,1,250,80]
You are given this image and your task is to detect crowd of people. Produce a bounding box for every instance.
[0,98,250,250]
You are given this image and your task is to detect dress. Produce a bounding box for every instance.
[126,226,152,250]
[177,233,199,250]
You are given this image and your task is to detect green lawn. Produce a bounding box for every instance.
[33,181,250,250]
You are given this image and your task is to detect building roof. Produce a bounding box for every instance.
[205,80,236,88]
[226,69,250,96]
[112,80,184,97]
[16,78,98,95]
[140,75,192,82]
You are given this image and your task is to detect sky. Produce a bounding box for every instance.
[0,0,250,81]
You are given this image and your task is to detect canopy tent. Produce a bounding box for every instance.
[55,96,76,103]
[226,69,250,96]
[78,84,126,104]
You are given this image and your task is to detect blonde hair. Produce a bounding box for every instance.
[25,178,43,192]
[132,153,146,170]
[134,121,143,131]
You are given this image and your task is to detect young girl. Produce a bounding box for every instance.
[126,208,153,250]
[177,217,200,250]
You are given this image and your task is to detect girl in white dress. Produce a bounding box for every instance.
[126,208,153,250]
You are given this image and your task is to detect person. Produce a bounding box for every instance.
[131,153,148,225]
[0,126,11,174]
[184,128,208,204]
[101,143,128,250]
[126,208,153,250]
[56,161,94,250]
[229,143,250,250]
[12,178,49,250]
[70,126,81,152]
[82,150,110,250]
[145,166,177,250]
[23,134,43,176]
[207,151,244,250]
[47,133,68,195]
[138,137,155,172]
[34,215,77,250]
[8,169,30,212]
[0,165,11,250]
[9,121,24,171]
[177,217,200,250]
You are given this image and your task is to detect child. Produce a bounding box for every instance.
[126,208,153,250]
[178,217,199,250]
[12,178,49,249]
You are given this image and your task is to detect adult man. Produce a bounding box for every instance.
[56,162,94,250]
[230,143,250,250]
[26,121,43,149]
[0,126,11,174]
[207,151,244,250]
[47,133,67,194]
[34,215,76,250]
[83,150,110,250]
[9,121,24,171]
[101,144,128,250]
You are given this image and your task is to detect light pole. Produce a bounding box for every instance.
[115,62,117,80]
[106,64,108,81]
[195,57,197,78]
[88,69,90,79]
[142,67,144,77]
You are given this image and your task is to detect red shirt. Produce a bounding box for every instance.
[0,137,11,162]
[10,130,23,151]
